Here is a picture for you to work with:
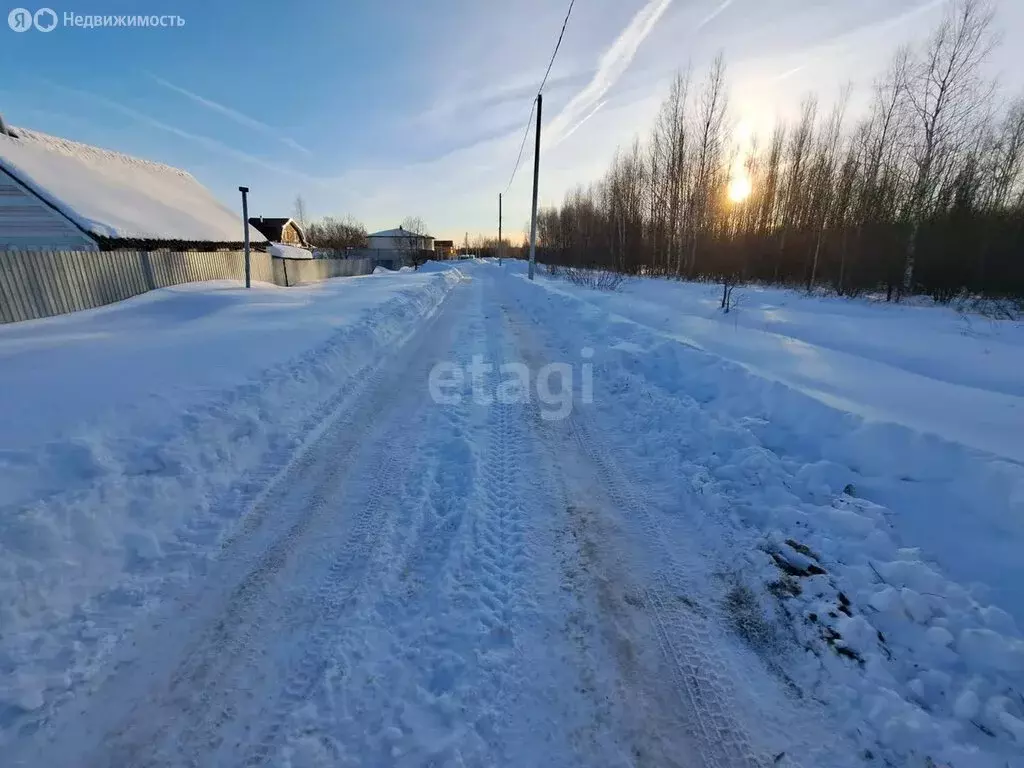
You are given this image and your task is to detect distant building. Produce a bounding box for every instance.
[367,226,434,253]
[0,120,264,251]
[434,239,455,259]
[248,217,308,248]
[248,216,313,259]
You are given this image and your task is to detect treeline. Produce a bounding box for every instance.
[536,0,1024,301]
[455,235,517,258]
[305,216,368,253]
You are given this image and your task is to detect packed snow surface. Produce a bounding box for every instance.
[0,127,261,243]
[1,260,1022,768]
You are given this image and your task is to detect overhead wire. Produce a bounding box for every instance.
[502,0,577,194]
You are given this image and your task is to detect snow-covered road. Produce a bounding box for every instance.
[4,266,851,767]
[5,262,1022,767]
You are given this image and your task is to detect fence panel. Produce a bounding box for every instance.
[0,251,25,322]
[32,251,58,315]
[0,249,383,325]
[274,256,375,286]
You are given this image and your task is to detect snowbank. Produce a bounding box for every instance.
[536,273,1024,462]
[514,270,1024,767]
[0,127,260,243]
[0,268,463,738]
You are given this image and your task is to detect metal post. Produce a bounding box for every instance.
[498,192,503,266]
[528,93,542,280]
[239,186,251,289]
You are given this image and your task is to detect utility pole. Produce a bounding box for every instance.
[239,186,251,289]
[527,93,542,280]
[498,192,503,266]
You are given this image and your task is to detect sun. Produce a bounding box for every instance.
[728,175,752,204]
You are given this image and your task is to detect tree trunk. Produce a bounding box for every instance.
[899,218,920,301]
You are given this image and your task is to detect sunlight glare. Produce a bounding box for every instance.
[728,175,752,204]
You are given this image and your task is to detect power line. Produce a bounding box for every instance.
[504,98,536,194]
[539,0,576,95]
[502,0,577,193]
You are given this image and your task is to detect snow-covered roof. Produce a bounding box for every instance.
[369,227,432,239]
[268,242,313,260]
[249,217,306,245]
[0,126,265,245]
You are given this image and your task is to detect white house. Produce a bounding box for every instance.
[0,120,263,251]
[367,226,434,253]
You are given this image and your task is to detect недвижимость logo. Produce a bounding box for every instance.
[8,8,182,31]
[8,7,57,31]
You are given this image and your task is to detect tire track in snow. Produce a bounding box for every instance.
[269,280,545,767]
[252,282,491,766]
[498,275,769,768]
[225,286,477,767]
[513,271,873,767]
[565,415,766,768]
[491,302,699,768]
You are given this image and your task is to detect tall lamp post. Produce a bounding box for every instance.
[239,186,251,289]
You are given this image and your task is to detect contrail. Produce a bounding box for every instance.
[46,81,314,181]
[697,0,734,30]
[546,0,736,146]
[556,100,608,146]
[547,0,675,144]
[149,75,311,155]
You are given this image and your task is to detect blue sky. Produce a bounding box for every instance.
[2,0,1023,240]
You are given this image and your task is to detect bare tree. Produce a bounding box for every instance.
[293,195,309,231]
[806,86,851,291]
[685,53,729,277]
[398,216,429,269]
[756,123,786,236]
[986,96,1024,209]
[900,0,997,297]
[306,215,368,255]
[653,69,691,275]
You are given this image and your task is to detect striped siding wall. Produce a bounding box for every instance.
[0,169,98,251]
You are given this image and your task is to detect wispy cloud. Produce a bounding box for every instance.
[46,82,315,181]
[546,0,742,146]
[546,0,676,144]
[419,72,585,127]
[148,74,311,155]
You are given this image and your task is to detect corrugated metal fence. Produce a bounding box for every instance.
[0,250,376,324]
[273,257,374,287]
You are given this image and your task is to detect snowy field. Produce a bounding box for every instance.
[2,260,1022,767]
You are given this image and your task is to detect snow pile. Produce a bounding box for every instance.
[268,242,313,259]
[0,267,463,738]
[515,270,1024,767]
[0,127,261,243]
